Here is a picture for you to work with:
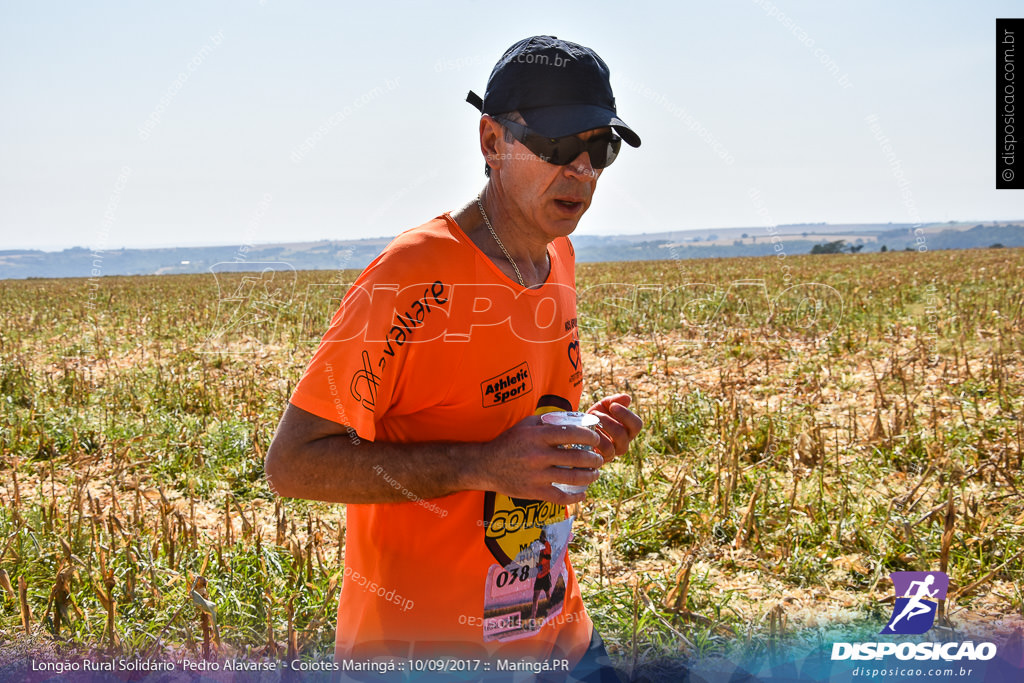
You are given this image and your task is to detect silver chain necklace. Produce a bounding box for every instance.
[476,195,525,287]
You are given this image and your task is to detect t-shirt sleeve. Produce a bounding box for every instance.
[289,246,454,442]
[289,264,394,441]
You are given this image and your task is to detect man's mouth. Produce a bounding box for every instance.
[554,199,584,213]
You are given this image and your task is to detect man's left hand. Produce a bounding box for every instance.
[587,394,643,463]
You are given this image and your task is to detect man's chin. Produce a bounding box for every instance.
[550,220,583,239]
[548,210,588,236]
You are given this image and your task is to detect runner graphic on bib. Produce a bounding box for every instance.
[480,396,577,642]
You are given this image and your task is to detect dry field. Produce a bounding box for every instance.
[0,247,1022,676]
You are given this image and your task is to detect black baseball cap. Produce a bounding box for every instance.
[467,35,641,148]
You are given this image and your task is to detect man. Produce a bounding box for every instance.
[529,529,554,629]
[265,35,643,681]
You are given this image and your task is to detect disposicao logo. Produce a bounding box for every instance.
[831,570,998,663]
[881,571,949,635]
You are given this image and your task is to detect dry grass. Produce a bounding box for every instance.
[0,247,1022,671]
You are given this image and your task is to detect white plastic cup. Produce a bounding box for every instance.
[541,411,601,494]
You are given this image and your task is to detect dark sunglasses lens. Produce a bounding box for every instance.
[579,136,621,168]
[512,122,621,169]
[522,135,571,165]
[538,136,618,168]
[573,136,619,169]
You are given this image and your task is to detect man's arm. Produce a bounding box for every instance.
[264,403,607,505]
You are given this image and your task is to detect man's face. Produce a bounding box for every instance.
[485,118,609,239]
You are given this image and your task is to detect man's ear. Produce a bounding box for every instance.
[480,116,504,177]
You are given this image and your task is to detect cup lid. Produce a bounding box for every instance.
[540,411,600,428]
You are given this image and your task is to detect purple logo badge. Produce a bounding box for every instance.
[881,571,949,635]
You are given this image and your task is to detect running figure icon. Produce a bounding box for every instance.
[886,575,937,630]
[881,571,949,635]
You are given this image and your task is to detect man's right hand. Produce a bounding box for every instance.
[471,414,605,503]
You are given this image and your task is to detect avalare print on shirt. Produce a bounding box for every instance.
[348,280,449,413]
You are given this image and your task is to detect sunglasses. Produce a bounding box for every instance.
[495,117,622,169]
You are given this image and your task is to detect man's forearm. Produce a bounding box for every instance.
[266,431,484,505]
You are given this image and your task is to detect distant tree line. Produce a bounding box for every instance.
[810,224,1024,255]
[809,240,863,254]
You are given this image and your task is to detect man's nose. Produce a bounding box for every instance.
[564,151,598,180]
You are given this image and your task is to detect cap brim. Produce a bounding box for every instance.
[519,104,641,148]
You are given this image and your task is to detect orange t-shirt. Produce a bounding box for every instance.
[289,213,593,665]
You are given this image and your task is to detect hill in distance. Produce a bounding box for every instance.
[1,220,1022,280]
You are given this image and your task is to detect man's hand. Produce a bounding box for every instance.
[475,415,605,503]
[587,394,643,463]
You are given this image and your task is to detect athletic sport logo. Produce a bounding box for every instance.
[480,362,533,408]
[881,571,949,635]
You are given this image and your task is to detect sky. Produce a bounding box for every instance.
[0,0,1019,251]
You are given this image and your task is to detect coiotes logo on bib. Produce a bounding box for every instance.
[881,571,949,635]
